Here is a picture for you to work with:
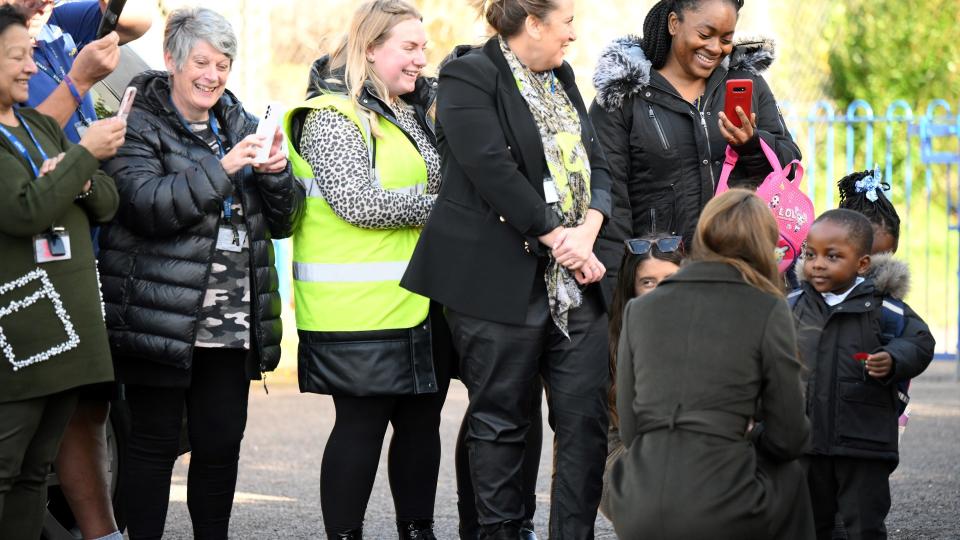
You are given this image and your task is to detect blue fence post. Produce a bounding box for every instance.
[806,101,836,206]
[884,101,914,260]
[846,100,875,174]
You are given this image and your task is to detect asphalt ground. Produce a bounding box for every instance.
[156,361,960,539]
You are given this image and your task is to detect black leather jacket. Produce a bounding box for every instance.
[97,70,303,384]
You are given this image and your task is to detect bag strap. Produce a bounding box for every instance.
[717,137,787,192]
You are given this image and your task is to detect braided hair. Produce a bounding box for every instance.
[838,169,901,251]
[641,0,745,69]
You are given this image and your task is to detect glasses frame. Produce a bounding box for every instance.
[624,235,684,256]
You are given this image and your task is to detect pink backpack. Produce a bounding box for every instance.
[716,139,814,273]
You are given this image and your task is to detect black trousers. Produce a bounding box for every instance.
[320,356,451,533]
[121,348,250,540]
[806,455,894,540]
[455,378,543,537]
[0,390,78,539]
[447,288,609,540]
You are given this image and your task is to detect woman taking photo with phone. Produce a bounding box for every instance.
[607,189,813,539]
[590,0,800,244]
[0,5,124,537]
[402,0,613,537]
[96,7,301,539]
[283,1,449,537]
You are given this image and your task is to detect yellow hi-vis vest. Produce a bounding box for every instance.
[284,94,430,332]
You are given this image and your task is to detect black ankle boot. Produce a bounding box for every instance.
[325,528,362,539]
[519,520,537,540]
[480,521,521,540]
[398,519,437,540]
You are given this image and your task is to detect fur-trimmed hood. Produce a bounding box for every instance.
[795,252,911,299]
[592,35,776,111]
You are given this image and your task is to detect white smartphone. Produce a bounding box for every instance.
[117,86,136,121]
[254,103,280,164]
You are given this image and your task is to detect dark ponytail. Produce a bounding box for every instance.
[641,0,745,69]
[838,169,901,248]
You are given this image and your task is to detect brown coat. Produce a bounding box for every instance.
[607,261,814,539]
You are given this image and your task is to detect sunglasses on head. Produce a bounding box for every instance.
[624,236,683,256]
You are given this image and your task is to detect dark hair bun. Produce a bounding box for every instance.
[481,0,556,38]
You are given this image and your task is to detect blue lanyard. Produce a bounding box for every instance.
[34,42,95,126]
[206,115,234,220]
[0,108,51,178]
[170,98,235,221]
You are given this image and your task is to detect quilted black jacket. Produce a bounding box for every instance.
[97,70,303,383]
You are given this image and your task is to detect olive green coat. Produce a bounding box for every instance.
[0,108,117,402]
[607,261,814,539]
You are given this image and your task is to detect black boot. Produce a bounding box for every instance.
[480,521,521,540]
[326,528,362,539]
[519,520,537,540]
[398,519,437,540]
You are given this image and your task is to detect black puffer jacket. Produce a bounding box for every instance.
[590,37,800,252]
[790,254,935,462]
[97,70,303,384]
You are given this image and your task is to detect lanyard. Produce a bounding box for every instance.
[0,108,50,178]
[170,98,235,221]
[207,115,234,220]
[33,42,95,126]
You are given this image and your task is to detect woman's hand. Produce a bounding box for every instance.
[552,209,604,270]
[718,107,757,146]
[38,152,66,176]
[221,134,266,175]
[253,127,288,174]
[79,117,126,160]
[574,253,606,285]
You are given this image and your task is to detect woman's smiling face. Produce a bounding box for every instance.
[667,0,738,80]
[165,40,231,121]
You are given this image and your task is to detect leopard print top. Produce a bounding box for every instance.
[300,100,441,229]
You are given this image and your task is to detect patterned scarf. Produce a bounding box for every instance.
[500,37,592,337]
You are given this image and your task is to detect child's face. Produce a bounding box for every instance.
[634,258,680,297]
[872,224,898,254]
[803,221,871,294]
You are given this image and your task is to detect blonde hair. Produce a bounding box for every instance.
[329,0,422,137]
[692,189,783,297]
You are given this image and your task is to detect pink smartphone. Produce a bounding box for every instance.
[724,79,753,128]
[117,86,137,121]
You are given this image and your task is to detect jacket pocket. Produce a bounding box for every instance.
[835,378,896,446]
[635,186,678,235]
[0,268,80,372]
[647,105,670,151]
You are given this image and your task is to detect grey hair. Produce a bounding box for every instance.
[163,7,237,71]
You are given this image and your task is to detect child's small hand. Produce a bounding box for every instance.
[865,351,893,379]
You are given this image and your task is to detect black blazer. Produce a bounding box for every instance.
[401,38,613,325]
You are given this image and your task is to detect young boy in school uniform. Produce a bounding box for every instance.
[789,208,935,540]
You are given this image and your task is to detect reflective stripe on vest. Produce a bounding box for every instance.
[292,260,408,283]
[284,94,430,332]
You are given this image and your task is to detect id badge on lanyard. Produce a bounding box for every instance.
[0,109,72,263]
[34,228,72,263]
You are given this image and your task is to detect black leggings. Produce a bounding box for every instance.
[320,359,450,533]
[121,348,250,540]
[456,379,542,533]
